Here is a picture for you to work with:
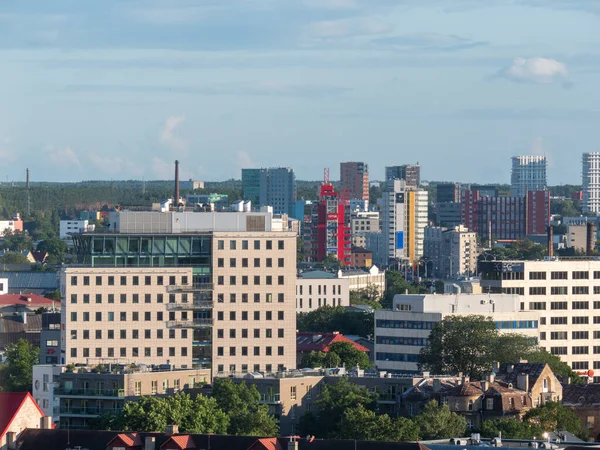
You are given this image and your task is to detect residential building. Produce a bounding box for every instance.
[566,224,591,252]
[374,179,428,266]
[374,293,540,372]
[52,366,210,429]
[0,392,50,450]
[583,152,600,214]
[0,293,59,314]
[511,156,547,197]
[296,332,370,366]
[479,259,600,380]
[0,213,23,237]
[242,167,297,215]
[0,314,42,349]
[350,211,379,248]
[302,183,351,265]
[296,273,349,313]
[186,193,229,211]
[64,209,298,376]
[32,364,65,421]
[351,247,372,268]
[423,225,478,279]
[385,165,420,187]
[0,271,59,296]
[60,220,94,240]
[340,162,369,201]
[461,190,550,241]
[40,312,61,364]
[562,384,600,439]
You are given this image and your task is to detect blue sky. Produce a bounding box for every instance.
[1,0,598,184]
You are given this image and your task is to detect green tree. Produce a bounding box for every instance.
[524,402,588,440]
[300,378,377,438]
[297,305,374,338]
[339,404,419,442]
[1,230,33,252]
[211,378,278,436]
[480,418,540,439]
[300,342,371,369]
[525,349,583,384]
[0,252,32,264]
[112,393,228,434]
[414,400,467,439]
[37,237,68,264]
[1,339,40,392]
[300,350,341,369]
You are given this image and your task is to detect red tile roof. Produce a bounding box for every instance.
[0,392,45,442]
[0,293,58,307]
[107,432,143,447]
[161,435,196,449]
[296,332,370,353]
[246,437,284,450]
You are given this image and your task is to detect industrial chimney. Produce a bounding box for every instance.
[587,222,596,256]
[26,168,30,189]
[174,160,180,205]
[547,226,553,258]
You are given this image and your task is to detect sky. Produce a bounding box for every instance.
[0,0,599,184]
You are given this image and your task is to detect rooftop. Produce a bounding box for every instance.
[296,332,370,354]
[0,293,58,307]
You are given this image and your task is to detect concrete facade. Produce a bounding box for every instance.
[423,225,478,279]
[340,162,369,201]
[510,155,547,197]
[32,364,65,422]
[583,152,600,214]
[295,276,350,312]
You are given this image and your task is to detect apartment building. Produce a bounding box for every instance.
[583,152,600,214]
[340,162,369,201]
[479,259,600,381]
[296,272,350,312]
[385,165,420,187]
[64,210,297,376]
[374,293,540,372]
[510,156,547,197]
[423,225,478,279]
[350,211,379,248]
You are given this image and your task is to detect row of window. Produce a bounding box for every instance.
[217,293,284,303]
[70,346,187,358]
[216,311,285,321]
[71,292,186,304]
[69,311,188,322]
[549,347,600,357]
[297,298,343,309]
[216,328,284,339]
[375,352,420,362]
[529,301,592,310]
[71,328,188,340]
[495,320,538,329]
[376,320,437,330]
[529,286,597,295]
[297,285,344,296]
[217,257,285,268]
[71,274,185,287]
[217,239,285,250]
[542,331,596,340]
[216,346,285,356]
[217,275,285,286]
[376,336,428,346]
[216,363,285,374]
[540,316,600,325]
[519,270,600,281]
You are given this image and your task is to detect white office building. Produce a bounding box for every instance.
[375,293,540,372]
[60,220,94,240]
[583,152,600,214]
[510,155,547,197]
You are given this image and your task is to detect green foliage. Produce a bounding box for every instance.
[300,341,371,369]
[297,305,373,338]
[0,339,40,392]
[211,378,278,436]
[339,404,419,442]
[550,199,581,217]
[525,349,583,384]
[413,400,467,440]
[109,393,229,434]
[37,238,68,264]
[349,284,382,309]
[524,401,588,440]
[480,240,547,262]
[45,290,62,302]
[382,271,430,309]
[480,418,540,439]
[0,252,32,264]
[1,230,33,252]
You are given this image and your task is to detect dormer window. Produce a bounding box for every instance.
[468,400,474,411]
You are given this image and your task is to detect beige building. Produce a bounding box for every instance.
[295,275,350,312]
[351,212,379,249]
[424,225,478,279]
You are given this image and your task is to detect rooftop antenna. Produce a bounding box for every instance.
[25,168,31,216]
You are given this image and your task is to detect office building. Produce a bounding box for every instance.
[340,162,369,201]
[374,179,428,265]
[296,274,350,312]
[374,293,540,372]
[583,152,600,214]
[436,202,461,228]
[479,259,600,381]
[385,165,420,187]
[350,211,379,248]
[511,156,547,197]
[470,185,498,197]
[64,209,298,376]
[461,190,550,241]
[242,167,296,216]
[60,220,95,240]
[423,225,477,279]
[302,183,351,265]
[436,183,460,203]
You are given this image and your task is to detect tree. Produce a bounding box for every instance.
[37,237,68,264]
[525,348,583,384]
[300,378,377,438]
[492,334,537,365]
[300,342,371,369]
[418,315,499,378]
[350,285,383,309]
[0,252,32,264]
[524,402,588,440]
[1,339,40,392]
[480,418,540,439]
[413,400,467,439]
[339,404,419,442]
[297,305,374,338]
[1,230,33,252]
[108,393,228,434]
[211,378,278,436]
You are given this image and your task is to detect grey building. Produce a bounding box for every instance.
[385,165,420,187]
[436,183,460,203]
[436,202,461,228]
[242,168,297,215]
[510,155,547,197]
[41,312,61,364]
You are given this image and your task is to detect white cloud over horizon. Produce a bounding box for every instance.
[498,57,570,85]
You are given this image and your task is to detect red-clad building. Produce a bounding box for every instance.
[460,190,550,241]
[303,184,352,265]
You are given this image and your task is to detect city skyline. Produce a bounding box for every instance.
[1,1,599,183]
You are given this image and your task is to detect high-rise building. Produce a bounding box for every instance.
[63,209,298,376]
[423,225,478,279]
[340,162,369,201]
[583,152,600,214]
[371,179,428,266]
[461,190,550,241]
[511,156,547,197]
[302,184,351,265]
[385,165,420,187]
[436,183,460,203]
[242,168,296,215]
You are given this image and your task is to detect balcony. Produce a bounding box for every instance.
[167,300,213,311]
[54,388,125,398]
[260,393,281,404]
[54,406,123,417]
[167,318,213,329]
[167,283,213,293]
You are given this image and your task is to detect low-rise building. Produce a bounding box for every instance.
[0,213,23,237]
[32,364,65,421]
[0,271,59,296]
[59,220,94,240]
[351,247,372,268]
[562,384,600,440]
[0,293,59,314]
[296,273,349,312]
[296,331,370,366]
[0,392,50,449]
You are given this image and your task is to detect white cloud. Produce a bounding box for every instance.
[44,145,80,167]
[160,114,188,152]
[498,57,570,85]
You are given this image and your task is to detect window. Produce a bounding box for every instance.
[108,330,114,339]
[266,346,272,356]
[218,258,224,268]
[572,346,589,355]
[278,346,284,356]
[230,346,236,356]
[254,329,260,338]
[254,311,260,320]
[242,311,248,320]
[242,258,248,267]
[529,302,546,310]
[120,293,126,303]
[551,271,568,280]
[278,276,284,285]
[108,312,114,321]
[266,240,272,250]
[550,331,567,340]
[230,276,236,285]
[551,317,568,325]
[254,293,260,303]
[529,287,546,295]
[218,276,224,285]
[254,240,260,250]
[133,330,139,339]
[573,286,590,295]
[550,346,567,355]
[157,312,163,321]
[218,311,224,321]
[573,271,589,279]
[278,311,284,320]
[108,294,115,304]
[573,301,590,310]
[71,294,77,304]
[266,258,272,268]
[133,276,139,286]
[242,329,248,338]
[573,316,589,324]
[242,240,248,249]
[278,240,284,250]
[133,312,139,321]
[71,276,77,286]
[145,329,151,338]
[551,287,568,295]
[266,311,272,320]
[230,258,236,268]
[266,275,272,285]
[95,312,102,321]
[529,271,546,280]
[133,294,139,303]
[83,312,90,322]
[120,330,127,339]
[290,386,297,400]
[230,329,236,338]
[230,311,236,320]
[218,240,224,250]
[278,329,284,338]
[157,276,164,285]
[145,275,152,286]
[83,276,90,285]
[145,293,151,304]
[120,276,127,285]
[83,294,90,304]
[96,275,102,285]
[278,258,284,268]
[278,293,284,303]
[551,302,567,310]
[217,329,224,338]
[254,346,260,355]
[572,331,589,340]
[230,240,237,250]
[145,312,151,321]
[266,329,272,338]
